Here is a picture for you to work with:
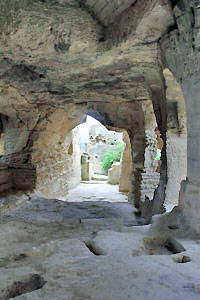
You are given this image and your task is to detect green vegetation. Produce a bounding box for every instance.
[102,143,124,172]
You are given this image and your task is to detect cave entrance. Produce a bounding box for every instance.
[64,115,131,203]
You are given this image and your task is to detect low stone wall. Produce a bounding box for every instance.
[108,163,120,185]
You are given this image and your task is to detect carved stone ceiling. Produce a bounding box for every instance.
[0,0,174,123]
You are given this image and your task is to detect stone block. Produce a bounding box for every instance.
[108,162,120,185]
[81,154,91,181]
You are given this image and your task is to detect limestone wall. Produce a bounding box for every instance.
[165,132,187,206]
[178,76,200,233]
[141,101,160,203]
[129,100,160,211]
[0,113,38,195]
[159,1,200,233]
[141,129,160,202]
[32,109,81,199]
[163,69,187,207]
[129,129,160,207]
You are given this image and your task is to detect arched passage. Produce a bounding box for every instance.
[0,84,170,228]
[1,2,200,299]
[0,97,165,220]
[31,102,145,201]
[0,0,176,224]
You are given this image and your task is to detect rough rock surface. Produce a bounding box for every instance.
[0,0,198,234]
[163,69,187,206]
[108,162,120,185]
[0,0,175,214]
[2,1,200,298]
[0,196,200,300]
[119,130,132,193]
[159,0,200,233]
[62,182,128,203]
[32,110,81,198]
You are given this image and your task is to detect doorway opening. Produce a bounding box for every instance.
[64,115,132,204]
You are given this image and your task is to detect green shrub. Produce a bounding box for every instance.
[102,143,124,172]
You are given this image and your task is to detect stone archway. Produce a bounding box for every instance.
[0,90,166,221]
[85,101,166,220]
[0,97,164,222]
[1,2,200,299]
[0,0,176,223]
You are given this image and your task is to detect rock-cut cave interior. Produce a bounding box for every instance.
[0,0,200,299]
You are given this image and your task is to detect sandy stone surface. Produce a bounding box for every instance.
[1,2,200,297]
[61,182,128,203]
[0,196,200,300]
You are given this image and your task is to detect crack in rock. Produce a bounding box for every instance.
[0,274,46,299]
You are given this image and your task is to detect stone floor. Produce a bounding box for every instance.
[0,193,200,299]
[62,182,128,203]
[90,174,108,181]
[62,182,175,212]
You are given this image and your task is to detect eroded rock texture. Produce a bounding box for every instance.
[164,69,187,207]
[0,0,175,212]
[0,196,199,300]
[160,0,200,233]
[32,109,82,198]
[0,0,196,231]
[2,1,200,298]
